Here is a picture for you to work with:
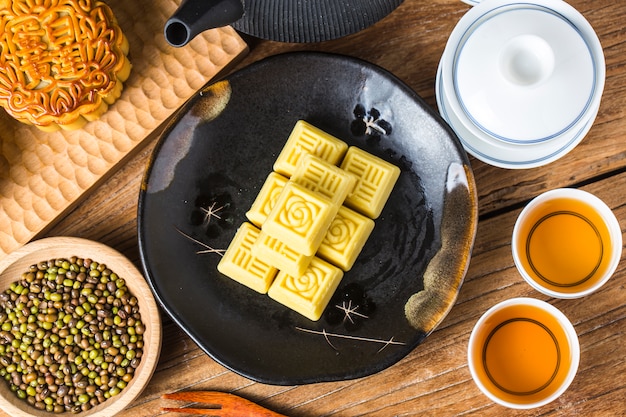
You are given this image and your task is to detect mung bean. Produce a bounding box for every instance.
[0,257,143,413]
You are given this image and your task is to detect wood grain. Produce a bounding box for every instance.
[0,0,248,260]
[2,0,626,416]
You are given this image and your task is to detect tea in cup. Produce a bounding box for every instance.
[468,297,580,409]
[512,188,621,298]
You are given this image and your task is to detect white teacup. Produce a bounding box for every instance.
[512,188,622,298]
[468,297,580,409]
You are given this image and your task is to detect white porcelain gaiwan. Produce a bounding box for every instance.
[436,63,597,169]
[438,0,605,169]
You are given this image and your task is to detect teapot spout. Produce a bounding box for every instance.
[165,0,244,47]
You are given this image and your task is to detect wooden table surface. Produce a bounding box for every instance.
[22,0,626,415]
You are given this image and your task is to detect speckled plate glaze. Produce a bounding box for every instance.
[138,52,478,385]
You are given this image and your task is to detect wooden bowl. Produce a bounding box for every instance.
[0,237,162,416]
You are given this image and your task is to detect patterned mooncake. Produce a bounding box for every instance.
[0,0,131,131]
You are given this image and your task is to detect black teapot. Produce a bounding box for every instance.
[164,0,404,47]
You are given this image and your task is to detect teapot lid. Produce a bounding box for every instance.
[232,0,404,42]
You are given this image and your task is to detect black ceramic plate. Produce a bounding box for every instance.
[232,0,404,42]
[138,52,478,385]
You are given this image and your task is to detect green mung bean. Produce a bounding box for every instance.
[0,257,143,414]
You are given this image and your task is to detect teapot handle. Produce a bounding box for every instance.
[164,0,244,47]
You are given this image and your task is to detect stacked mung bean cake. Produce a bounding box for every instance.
[218,120,400,321]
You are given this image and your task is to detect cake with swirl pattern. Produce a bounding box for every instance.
[0,0,131,131]
[218,120,400,321]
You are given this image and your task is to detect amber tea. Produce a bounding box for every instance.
[468,298,579,409]
[513,189,621,298]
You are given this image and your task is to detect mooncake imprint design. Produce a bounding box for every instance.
[246,172,288,227]
[267,183,286,214]
[268,257,344,321]
[252,232,312,277]
[0,0,131,130]
[292,153,356,205]
[265,182,338,257]
[280,194,319,233]
[274,120,348,177]
[341,146,401,219]
[217,223,277,294]
[325,217,353,247]
[284,267,324,298]
[318,206,374,271]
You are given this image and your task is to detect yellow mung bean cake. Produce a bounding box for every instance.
[291,153,357,205]
[263,181,339,256]
[341,146,401,219]
[218,120,401,321]
[318,205,375,271]
[251,231,313,277]
[217,223,278,294]
[268,257,344,321]
[273,120,348,177]
[246,172,289,227]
